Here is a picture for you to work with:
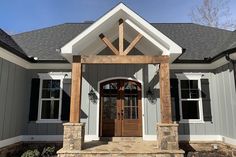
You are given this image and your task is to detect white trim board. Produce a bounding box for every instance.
[0,47,71,69]
[0,44,231,72]
[0,45,230,70]
[60,3,182,62]
[0,135,236,149]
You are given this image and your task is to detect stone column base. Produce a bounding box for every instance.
[157,123,179,150]
[62,123,85,150]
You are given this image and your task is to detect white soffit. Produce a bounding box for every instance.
[61,3,182,63]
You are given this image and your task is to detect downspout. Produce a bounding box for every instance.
[225,54,236,90]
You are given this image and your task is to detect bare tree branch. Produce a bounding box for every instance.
[190,0,236,30]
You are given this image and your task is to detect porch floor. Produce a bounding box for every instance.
[57,139,184,157]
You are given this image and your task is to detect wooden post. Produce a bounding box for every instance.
[119,19,124,54]
[159,56,172,124]
[69,56,82,123]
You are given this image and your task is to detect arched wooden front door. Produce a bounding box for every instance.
[100,79,142,137]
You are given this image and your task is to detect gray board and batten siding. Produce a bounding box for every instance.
[26,63,236,139]
[0,56,236,142]
[170,63,236,139]
[0,57,31,141]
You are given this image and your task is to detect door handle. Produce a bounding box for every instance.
[118,113,120,120]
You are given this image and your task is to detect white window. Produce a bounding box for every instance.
[176,73,204,123]
[37,73,66,123]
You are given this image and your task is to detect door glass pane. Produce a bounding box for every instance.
[132,107,138,119]
[124,82,138,94]
[103,82,118,94]
[124,96,138,119]
[124,107,131,119]
[102,97,117,119]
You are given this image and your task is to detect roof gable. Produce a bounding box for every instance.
[61,3,182,62]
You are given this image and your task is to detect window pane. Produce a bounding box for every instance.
[181,89,190,98]
[51,89,60,98]
[42,89,51,98]
[52,80,60,88]
[182,101,199,119]
[190,90,199,98]
[43,80,51,88]
[190,80,198,89]
[181,80,189,89]
[41,100,59,119]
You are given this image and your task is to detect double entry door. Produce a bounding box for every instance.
[100,79,142,137]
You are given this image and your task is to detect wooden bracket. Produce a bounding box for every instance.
[99,33,119,55]
[123,33,143,55]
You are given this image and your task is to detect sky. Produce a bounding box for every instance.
[1,0,236,34]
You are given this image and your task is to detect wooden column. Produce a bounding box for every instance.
[69,56,82,123]
[159,56,172,124]
[119,19,124,54]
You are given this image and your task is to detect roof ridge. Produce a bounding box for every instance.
[11,23,68,36]
[190,23,233,32]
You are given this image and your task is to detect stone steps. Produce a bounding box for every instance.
[57,149,184,157]
[100,137,143,142]
[57,140,185,157]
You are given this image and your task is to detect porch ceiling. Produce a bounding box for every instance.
[61,3,182,63]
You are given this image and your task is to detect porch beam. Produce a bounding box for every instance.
[80,55,169,64]
[99,33,119,55]
[119,19,124,55]
[69,56,82,123]
[159,56,172,123]
[123,33,143,55]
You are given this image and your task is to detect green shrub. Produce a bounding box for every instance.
[21,146,55,157]
[41,146,55,157]
[21,149,40,157]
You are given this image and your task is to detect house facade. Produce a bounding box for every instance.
[0,3,236,156]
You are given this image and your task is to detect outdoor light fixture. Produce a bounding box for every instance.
[225,52,236,90]
[88,89,98,103]
[146,87,154,102]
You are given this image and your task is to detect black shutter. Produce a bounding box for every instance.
[61,79,71,121]
[170,78,180,121]
[29,78,40,121]
[201,79,212,122]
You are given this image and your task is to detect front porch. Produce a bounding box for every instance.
[58,137,184,157]
[58,3,183,157]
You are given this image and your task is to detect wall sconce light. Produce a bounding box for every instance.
[146,87,154,102]
[88,89,98,103]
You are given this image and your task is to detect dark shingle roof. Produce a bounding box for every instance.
[0,29,30,60]
[153,23,233,61]
[4,23,236,63]
[12,23,91,62]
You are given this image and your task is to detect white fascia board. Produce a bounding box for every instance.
[171,57,229,70]
[125,19,169,55]
[0,47,71,69]
[120,3,182,56]
[61,4,123,55]
[60,3,182,57]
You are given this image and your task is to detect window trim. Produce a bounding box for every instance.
[176,73,204,123]
[36,73,66,123]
